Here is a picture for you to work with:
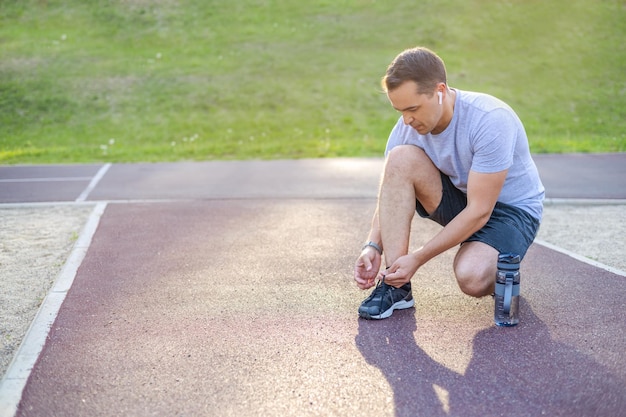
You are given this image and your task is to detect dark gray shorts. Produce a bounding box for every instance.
[415,172,540,259]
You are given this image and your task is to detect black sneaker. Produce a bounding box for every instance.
[358,278,414,320]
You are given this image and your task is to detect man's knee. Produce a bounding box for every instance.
[455,268,494,297]
[454,243,497,297]
[384,145,429,175]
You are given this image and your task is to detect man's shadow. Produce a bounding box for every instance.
[355,299,626,417]
[355,308,461,417]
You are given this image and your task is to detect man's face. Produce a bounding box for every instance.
[387,81,443,135]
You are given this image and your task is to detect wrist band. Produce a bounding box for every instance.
[362,241,382,255]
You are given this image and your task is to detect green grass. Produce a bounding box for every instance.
[1,0,624,163]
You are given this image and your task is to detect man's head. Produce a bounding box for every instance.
[382,47,453,135]
[381,46,447,94]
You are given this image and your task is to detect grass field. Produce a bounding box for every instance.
[1,0,625,163]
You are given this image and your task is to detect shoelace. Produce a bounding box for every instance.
[366,276,387,302]
[375,276,390,315]
[365,275,394,316]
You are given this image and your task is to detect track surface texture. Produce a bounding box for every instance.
[1,154,625,417]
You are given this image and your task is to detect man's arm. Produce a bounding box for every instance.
[383,169,508,287]
[354,209,383,289]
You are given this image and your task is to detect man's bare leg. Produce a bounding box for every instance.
[358,146,451,319]
[378,146,443,273]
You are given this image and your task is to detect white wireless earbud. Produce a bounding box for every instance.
[438,91,443,105]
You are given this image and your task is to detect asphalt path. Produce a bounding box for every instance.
[1,154,625,417]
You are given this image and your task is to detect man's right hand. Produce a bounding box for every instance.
[354,247,382,290]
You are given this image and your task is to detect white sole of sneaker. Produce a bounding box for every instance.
[366,298,415,320]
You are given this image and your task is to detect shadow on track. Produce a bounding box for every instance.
[355,299,626,417]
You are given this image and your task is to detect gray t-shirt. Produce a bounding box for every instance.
[385,89,544,220]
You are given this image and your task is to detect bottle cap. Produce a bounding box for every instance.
[498,253,521,269]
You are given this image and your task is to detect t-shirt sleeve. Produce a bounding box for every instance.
[470,108,518,173]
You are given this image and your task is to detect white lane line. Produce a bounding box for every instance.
[534,238,626,277]
[0,177,93,183]
[0,202,107,417]
[544,198,626,206]
[0,199,181,209]
[75,163,112,202]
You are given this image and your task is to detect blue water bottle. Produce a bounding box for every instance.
[494,253,521,327]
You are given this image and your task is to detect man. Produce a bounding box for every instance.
[354,47,544,320]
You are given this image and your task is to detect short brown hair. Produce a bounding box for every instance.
[382,47,447,94]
